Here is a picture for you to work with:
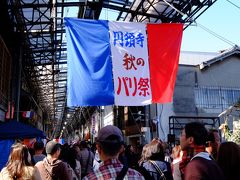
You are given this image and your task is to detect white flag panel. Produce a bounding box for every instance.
[109,21,152,106]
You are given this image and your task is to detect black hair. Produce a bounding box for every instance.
[217,142,240,180]
[185,122,208,146]
[33,141,44,150]
[98,135,123,156]
[207,129,219,143]
[80,140,88,149]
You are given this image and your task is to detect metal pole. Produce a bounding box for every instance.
[156,104,158,138]
[16,47,22,121]
[157,104,162,139]
[101,106,104,128]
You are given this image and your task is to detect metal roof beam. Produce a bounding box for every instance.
[31,78,67,83]
[15,2,85,9]
[29,72,67,78]
[32,48,66,53]
[102,2,168,21]
[32,61,67,66]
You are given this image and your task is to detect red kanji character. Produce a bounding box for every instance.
[117,77,138,97]
[117,77,122,95]
[123,53,137,70]
[123,77,130,96]
[117,77,130,96]
[136,58,145,66]
[132,77,137,96]
[138,78,150,97]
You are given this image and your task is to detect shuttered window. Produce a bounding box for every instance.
[194,86,240,109]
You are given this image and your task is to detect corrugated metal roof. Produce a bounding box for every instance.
[179,51,219,66]
[200,45,240,69]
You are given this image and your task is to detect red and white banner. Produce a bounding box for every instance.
[109,22,183,105]
[65,18,183,106]
[110,22,151,106]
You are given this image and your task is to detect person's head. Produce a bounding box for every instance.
[125,145,134,154]
[72,144,81,153]
[6,143,31,179]
[207,129,220,144]
[217,141,240,180]
[33,140,44,152]
[96,125,124,160]
[59,143,69,161]
[80,140,88,149]
[206,129,220,159]
[138,144,149,165]
[45,140,61,157]
[147,138,165,161]
[180,122,208,150]
[140,138,164,162]
[61,146,78,169]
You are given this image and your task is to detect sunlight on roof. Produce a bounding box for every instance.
[99,8,119,21]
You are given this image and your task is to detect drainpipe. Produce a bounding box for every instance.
[16,47,22,122]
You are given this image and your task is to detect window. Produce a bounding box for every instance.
[194,86,240,109]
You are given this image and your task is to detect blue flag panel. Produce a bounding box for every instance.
[65,18,114,106]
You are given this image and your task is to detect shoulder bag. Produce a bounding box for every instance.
[116,165,128,180]
[149,160,166,180]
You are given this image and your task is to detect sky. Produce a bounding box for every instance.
[68,0,240,53]
[181,0,240,52]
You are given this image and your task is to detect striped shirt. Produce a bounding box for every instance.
[83,159,144,180]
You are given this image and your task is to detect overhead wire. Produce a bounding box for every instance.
[196,23,236,47]
[226,0,240,10]
[162,0,237,48]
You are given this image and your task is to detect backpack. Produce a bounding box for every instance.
[67,164,78,180]
[135,165,153,179]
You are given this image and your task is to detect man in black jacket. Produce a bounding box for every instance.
[180,122,224,180]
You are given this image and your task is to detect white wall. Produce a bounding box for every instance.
[157,103,175,141]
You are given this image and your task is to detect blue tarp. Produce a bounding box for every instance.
[0,120,46,170]
[0,139,14,171]
[0,120,46,139]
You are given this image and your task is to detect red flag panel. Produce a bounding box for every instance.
[147,23,183,103]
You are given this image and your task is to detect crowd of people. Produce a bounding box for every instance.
[0,122,240,180]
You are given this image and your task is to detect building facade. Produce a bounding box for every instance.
[157,46,240,142]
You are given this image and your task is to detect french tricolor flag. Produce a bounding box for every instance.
[22,111,34,118]
[65,18,183,106]
[54,138,64,145]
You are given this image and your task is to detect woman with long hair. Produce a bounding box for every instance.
[138,138,173,180]
[217,141,240,180]
[0,143,39,180]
